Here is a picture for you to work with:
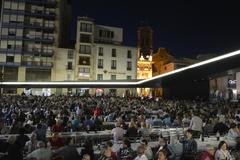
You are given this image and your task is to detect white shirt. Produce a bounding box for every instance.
[189,115,203,132]
[144,146,153,160]
[27,148,52,160]
[228,128,240,138]
[111,127,125,141]
[134,154,148,160]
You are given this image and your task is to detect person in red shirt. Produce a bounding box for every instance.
[52,119,64,133]
[199,144,215,160]
[93,105,101,117]
[48,132,64,149]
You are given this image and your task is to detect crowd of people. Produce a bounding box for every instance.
[0,95,239,160]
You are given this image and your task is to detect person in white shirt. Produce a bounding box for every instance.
[111,122,125,141]
[140,139,153,160]
[134,145,148,160]
[189,111,203,138]
[26,141,52,160]
[215,141,233,160]
[228,123,240,138]
[25,132,38,153]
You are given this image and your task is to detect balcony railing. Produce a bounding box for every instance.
[23,36,54,43]
[25,10,56,19]
[3,9,25,15]
[2,22,24,28]
[22,49,54,57]
[0,48,22,54]
[7,0,56,7]
[23,22,55,31]
[0,62,21,66]
[0,35,23,40]
[21,61,53,68]
[26,0,57,7]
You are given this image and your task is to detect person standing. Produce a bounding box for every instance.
[189,111,203,138]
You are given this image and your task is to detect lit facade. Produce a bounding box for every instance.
[136,25,153,97]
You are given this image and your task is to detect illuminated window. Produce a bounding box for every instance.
[79,56,90,65]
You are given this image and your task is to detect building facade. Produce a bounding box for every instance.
[74,17,137,96]
[93,44,137,96]
[0,0,72,94]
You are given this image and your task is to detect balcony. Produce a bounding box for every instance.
[25,0,57,7]
[23,36,54,44]
[2,22,24,28]
[21,61,53,68]
[0,48,22,54]
[25,10,56,19]
[3,9,25,15]
[0,62,21,67]
[1,35,23,40]
[23,22,54,31]
[8,0,57,7]
[22,49,54,57]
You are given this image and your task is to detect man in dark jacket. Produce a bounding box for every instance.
[117,139,135,160]
[155,138,176,160]
[180,129,197,160]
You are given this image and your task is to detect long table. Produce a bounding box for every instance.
[76,136,236,158]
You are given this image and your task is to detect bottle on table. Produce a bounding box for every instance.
[216,131,220,141]
[201,133,204,142]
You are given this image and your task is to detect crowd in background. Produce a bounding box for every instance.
[0,95,239,160]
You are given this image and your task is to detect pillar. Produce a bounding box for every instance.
[17,67,26,94]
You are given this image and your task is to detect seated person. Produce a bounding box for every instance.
[140,139,153,160]
[199,144,215,160]
[180,129,197,160]
[117,139,135,159]
[111,122,125,141]
[228,123,240,138]
[52,120,64,133]
[83,115,94,131]
[48,132,64,149]
[26,141,52,160]
[157,149,168,160]
[99,144,113,160]
[126,122,138,138]
[138,122,150,137]
[134,145,148,160]
[53,137,80,160]
[215,141,233,160]
[155,138,175,160]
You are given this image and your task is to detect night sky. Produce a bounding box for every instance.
[71,0,240,58]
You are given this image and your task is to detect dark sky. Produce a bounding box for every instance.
[71,0,240,58]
